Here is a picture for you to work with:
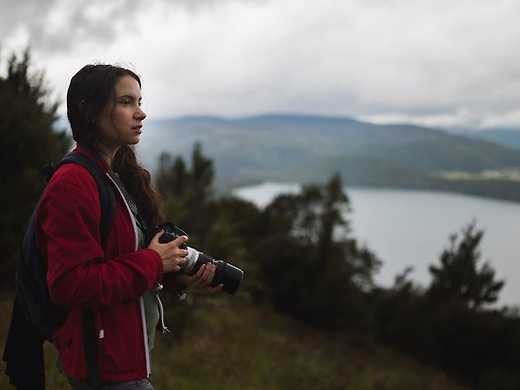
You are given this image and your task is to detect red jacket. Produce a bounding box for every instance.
[37,146,163,383]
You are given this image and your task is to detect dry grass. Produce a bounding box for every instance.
[0,292,469,390]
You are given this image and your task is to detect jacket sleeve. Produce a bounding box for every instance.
[39,165,163,309]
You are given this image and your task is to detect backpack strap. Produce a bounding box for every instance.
[55,152,116,248]
[56,151,117,390]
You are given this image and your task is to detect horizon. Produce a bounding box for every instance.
[55,111,520,133]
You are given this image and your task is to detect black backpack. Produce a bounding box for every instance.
[3,151,116,390]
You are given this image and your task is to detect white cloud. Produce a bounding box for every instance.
[2,0,520,128]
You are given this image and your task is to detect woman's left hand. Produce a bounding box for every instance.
[176,263,224,293]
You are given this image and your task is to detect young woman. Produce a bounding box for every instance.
[37,64,220,389]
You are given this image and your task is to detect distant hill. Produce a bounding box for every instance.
[137,114,520,202]
[470,128,520,150]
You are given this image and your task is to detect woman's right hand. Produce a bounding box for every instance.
[148,231,189,273]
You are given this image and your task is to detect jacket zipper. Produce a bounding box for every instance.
[106,173,152,378]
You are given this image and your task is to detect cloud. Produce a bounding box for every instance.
[2,0,520,128]
[0,0,264,53]
[132,0,520,128]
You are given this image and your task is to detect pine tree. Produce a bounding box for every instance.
[0,49,71,284]
[428,221,504,310]
[262,174,381,329]
[155,143,215,239]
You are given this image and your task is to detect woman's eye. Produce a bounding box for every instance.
[118,97,132,105]
[117,97,141,106]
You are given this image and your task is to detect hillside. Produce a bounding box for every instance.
[0,293,469,390]
[470,128,520,150]
[137,114,520,202]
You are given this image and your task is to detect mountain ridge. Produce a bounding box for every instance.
[137,113,520,202]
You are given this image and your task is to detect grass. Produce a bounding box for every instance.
[0,291,469,390]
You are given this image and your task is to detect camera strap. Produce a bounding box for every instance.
[110,172,147,233]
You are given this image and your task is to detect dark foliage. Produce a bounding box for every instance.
[373,223,520,389]
[0,49,71,286]
[427,222,504,309]
[259,174,381,330]
[156,146,520,389]
[156,151,381,330]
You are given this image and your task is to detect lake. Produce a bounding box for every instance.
[233,183,520,307]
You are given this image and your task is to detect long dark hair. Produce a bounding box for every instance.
[67,64,162,226]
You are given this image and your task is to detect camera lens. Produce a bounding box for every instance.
[215,261,244,295]
[151,223,244,294]
[190,254,244,295]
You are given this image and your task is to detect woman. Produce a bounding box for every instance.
[38,64,220,389]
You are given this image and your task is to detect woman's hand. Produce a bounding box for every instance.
[148,231,188,273]
[177,263,224,293]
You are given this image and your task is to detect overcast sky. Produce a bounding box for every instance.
[1,0,519,129]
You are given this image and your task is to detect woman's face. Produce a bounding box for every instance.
[97,75,146,149]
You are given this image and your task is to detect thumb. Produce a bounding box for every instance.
[150,229,164,245]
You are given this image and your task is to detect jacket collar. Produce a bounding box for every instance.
[73,144,112,174]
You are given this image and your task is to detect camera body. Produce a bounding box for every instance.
[152,223,244,295]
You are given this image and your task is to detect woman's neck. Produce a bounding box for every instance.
[97,143,120,167]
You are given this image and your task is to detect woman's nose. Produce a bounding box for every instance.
[136,106,146,120]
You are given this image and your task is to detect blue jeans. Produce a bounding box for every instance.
[68,377,155,390]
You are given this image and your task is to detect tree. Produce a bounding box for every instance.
[428,221,504,310]
[155,143,215,237]
[155,146,270,303]
[261,173,381,329]
[0,49,71,284]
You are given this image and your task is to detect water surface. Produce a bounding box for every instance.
[234,183,520,307]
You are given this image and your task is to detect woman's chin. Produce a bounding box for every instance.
[127,136,141,145]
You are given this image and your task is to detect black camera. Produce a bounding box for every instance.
[152,223,244,295]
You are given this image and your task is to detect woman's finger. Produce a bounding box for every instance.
[150,230,164,244]
[190,264,207,287]
[175,248,189,257]
[169,235,188,249]
[203,264,216,284]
